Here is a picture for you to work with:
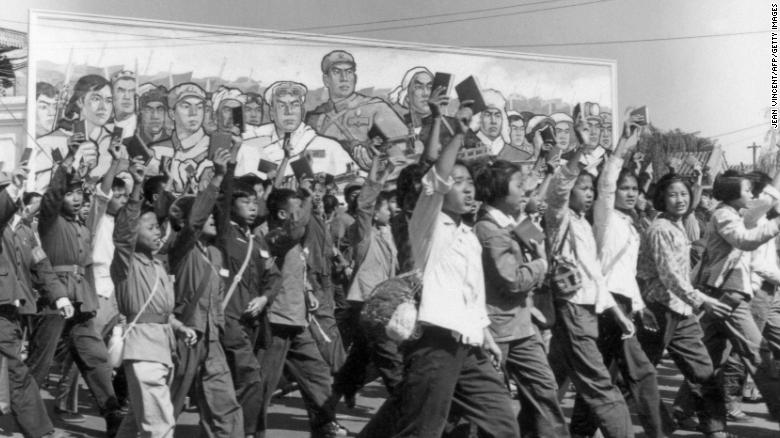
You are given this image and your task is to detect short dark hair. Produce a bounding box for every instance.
[143,175,168,204]
[397,162,428,212]
[111,177,126,191]
[232,181,257,202]
[712,170,746,203]
[616,168,639,188]
[36,82,57,100]
[745,171,771,198]
[475,159,521,206]
[236,174,264,190]
[266,188,299,221]
[375,191,393,212]
[22,192,42,206]
[652,173,692,212]
[322,194,339,215]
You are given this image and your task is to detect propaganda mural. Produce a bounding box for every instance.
[27,11,616,193]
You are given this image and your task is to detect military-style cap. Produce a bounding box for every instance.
[525,115,555,134]
[243,92,263,106]
[321,50,356,73]
[599,112,612,127]
[168,82,206,108]
[583,102,601,122]
[138,83,168,109]
[111,70,136,84]
[550,112,574,125]
[264,81,308,105]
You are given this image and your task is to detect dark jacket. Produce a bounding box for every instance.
[0,188,23,306]
[216,163,280,323]
[2,218,67,314]
[474,210,547,342]
[39,165,98,312]
[170,184,226,335]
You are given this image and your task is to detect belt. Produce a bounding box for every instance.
[128,312,170,325]
[52,265,86,276]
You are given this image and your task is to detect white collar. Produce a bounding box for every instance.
[176,127,206,151]
[477,131,506,155]
[486,205,517,228]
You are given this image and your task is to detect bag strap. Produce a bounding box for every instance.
[716,249,743,289]
[121,269,161,340]
[222,229,255,311]
[601,238,634,277]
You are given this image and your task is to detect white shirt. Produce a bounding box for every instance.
[235,122,353,178]
[92,186,115,298]
[477,131,506,156]
[114,115,137,139]
[593,156,644,311]
[545,164,616,314]
[485,205,518,228]
[410,167,489,345]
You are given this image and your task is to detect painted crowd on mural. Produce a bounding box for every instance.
[29,48,613,196]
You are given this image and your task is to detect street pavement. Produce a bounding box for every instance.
[0,358,777,437]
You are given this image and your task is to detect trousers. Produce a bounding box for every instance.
[365,325,519,438]
[570,297,664,438]
[170,332,244,438]
[220,317,264,435]
[637,302,726,433]
[116,360,175,438]
[500,332,569,437]
[548,301,634,438]
[255,324,335,437]
[0,312,53,438]
[673,291,780,424]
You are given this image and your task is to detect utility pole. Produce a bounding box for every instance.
[748,142,760,170]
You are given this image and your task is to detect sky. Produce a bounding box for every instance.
[1,0,769,165]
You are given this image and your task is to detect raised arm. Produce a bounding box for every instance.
[39,163,70,232]
[110,159,145,284]
[421,86,450,165]
[714,206,780,251]
[216,160,237,249]
[593,155,622,250]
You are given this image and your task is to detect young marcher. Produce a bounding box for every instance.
[363,111,519,438]
[473,159,569,437]
[569,116,666,438]
[256,185,347,438]
[687,171,780,425]
[167,147,244,438]
[35,142,124,435]
[218,158,280,438]
[637,173,735,438]
[0,167,71,438]
[331,154,402,408]
[112,158,194,438]
[544,129,635,438]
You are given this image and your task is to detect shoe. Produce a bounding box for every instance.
[726,408,754,423]
[705,432,744,438]
[672,410,699,431]
[106,411,124,438]
[344,393,356,409]
[741,382,762,403]
[273,381,299,399]
[43,430,76,438]
[312,420,349,438]
[54,407,86,424]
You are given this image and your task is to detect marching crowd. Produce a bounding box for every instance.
[1,49,780,438]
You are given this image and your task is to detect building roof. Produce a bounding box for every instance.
[0,28,26,53]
